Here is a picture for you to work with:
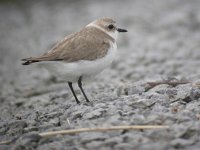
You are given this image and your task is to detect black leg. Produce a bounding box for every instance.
[78,76,90,102]
[68,82,80,104]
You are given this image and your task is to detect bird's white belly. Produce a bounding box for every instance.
[42,42,117,82]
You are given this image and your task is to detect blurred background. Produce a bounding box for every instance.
[0,0,200,87]
[1,1,200,149]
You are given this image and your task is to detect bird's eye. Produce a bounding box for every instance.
[108,24,114,29]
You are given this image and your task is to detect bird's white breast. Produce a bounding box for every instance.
[41,42,117,82]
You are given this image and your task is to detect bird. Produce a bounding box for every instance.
[21,17,127,104]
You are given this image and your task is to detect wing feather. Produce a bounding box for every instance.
[22,27,113,65]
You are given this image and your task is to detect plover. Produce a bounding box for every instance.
[22,17,127,104]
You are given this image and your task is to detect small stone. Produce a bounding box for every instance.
[11,133,41,149]
[171,138,194,148]
[24,126,39,133]
[86,140,103,149]
[190,87,200,100]
[83,108,105,119]
[80,132,108,143]
[0,145,10,150]
[115,143,133,150]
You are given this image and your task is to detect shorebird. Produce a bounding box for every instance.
[22,17,127,104]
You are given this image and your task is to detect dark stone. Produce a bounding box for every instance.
[190,87,200,100]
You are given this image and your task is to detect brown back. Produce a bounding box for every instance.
[22,26,114,65]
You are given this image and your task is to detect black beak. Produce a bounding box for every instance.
[117,28,128,32]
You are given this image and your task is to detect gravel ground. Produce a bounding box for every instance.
[0,0,200,149]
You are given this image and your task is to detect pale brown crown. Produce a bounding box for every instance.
[89,18,117,33]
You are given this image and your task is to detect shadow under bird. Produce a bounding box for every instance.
[21,17,127,104]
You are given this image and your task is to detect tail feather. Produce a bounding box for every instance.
[21,57,39,65]
[21,56,63,65]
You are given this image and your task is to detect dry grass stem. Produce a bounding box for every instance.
[39,125,169,137]
[147,81,190,87]
[0,125,169,145]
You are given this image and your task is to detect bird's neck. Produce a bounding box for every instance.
[86,23,118,42]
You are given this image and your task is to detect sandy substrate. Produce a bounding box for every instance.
[0,0,200,149]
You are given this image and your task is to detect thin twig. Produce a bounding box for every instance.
[193,83,200,88]
[147,81,190,87]
[39,125,169,138]
[0,140,11,145]
[0,125,169,145]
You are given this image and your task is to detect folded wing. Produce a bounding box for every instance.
[22,27,112,65]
